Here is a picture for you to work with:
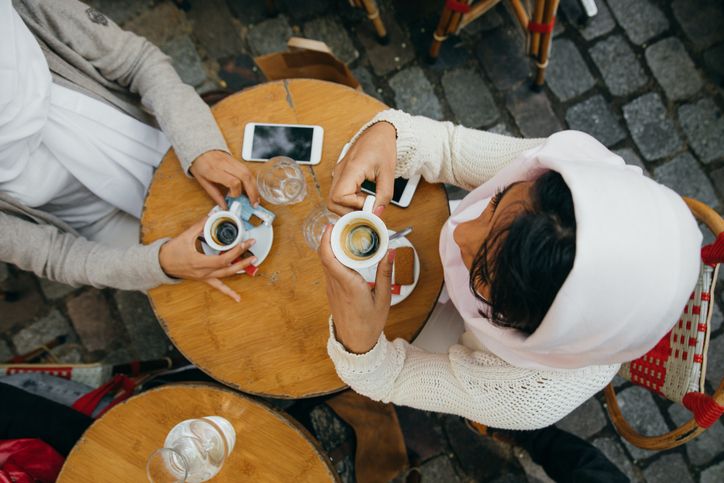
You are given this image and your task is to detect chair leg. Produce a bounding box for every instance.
[533,0,560,88]
[359,0,388,44]
[529,0,546,57]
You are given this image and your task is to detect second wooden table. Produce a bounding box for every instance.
[141,79,448,398]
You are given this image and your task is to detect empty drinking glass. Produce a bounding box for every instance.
[303,205,339,250]
[147,417,236,483]
[257,156,307,205]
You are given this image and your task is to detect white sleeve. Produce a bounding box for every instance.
[348,109,546,190]
[327,320,620,430]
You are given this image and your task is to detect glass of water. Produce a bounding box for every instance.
[257,156,307,205]
[146,417,235,483]
[303,205,339,250]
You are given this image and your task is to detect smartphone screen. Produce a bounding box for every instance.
[361,178,409,203]
[251,125,314,162]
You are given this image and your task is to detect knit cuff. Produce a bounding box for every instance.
[147,238,182,287]
[347,109,418,179]
[327,317,391,375]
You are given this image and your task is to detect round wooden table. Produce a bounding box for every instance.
[58,384,337,482]
[141,79,448,398]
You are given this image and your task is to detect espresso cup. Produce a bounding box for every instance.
[203,202,245,252]
[331,195,389,270]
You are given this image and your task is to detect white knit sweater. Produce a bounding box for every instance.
[327,109,621,430]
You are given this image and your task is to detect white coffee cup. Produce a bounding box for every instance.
[203,201,245,252]
[331,195,389,270]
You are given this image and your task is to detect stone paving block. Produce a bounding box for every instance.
[700,461,724,483]
[66,290,122,353]
[653,153,720,210]
[123,2,191,47]
[672,0,724,50]
[668,403,724,466]
[612,374,628,388]
[645,38,703,102]
[309,404,355,482]
[710,298,722,332]
[442,68,499,128]
[161,35,208,87]
[565,95,625,147]
[616,385,669,460]
[476,24,531,90]
[39,278,77,301]
[711,166,724,198]
[623,93,683,161]
[443,416,525,481]
[614,148,649,175]
[351,66,383,101]
[513,447,553,483]
[544,39,595,102]
[279,0,333,22]
[463,4,503,35]
[589,34,648,97]
[247,15,292,56]
[50,343,85,363]
[84,0,152,26]
[607,0,669,46]
[357,15,414,76]
[642,454,694,483]
[489,123,514,136]
[591,437,643,482]
[12,309,74,355]
[703,43,724,85]
[389,67,443,120]
[114,290,170,360]
[227,0,270,25]
[506,84,563,138]
[417,455,461,482]
[303,17,358,64]
[0,263,8,285]
[0,272,45,332]
[187,0,245,60]
[218,54,264,92]
[556,397,607,439]
[0,339,13,362]
[706,333,724,389]
[678,98,724,164]
[560,0,615,41]
[396,407,446,463]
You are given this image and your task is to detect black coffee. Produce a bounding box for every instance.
[342,221,379,260]
[215,221,239,246]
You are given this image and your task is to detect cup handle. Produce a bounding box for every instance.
[362,195,376,213]
[229,201,242,215]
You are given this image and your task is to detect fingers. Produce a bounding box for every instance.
[217,239,255,265]
[198,178,228,209]
[219,171,243,198]
[188,218,209,239]
[205,278,241,303]
[328,166,367,215]
[207,254,256,279]
[224,163,260,207]
[318,225,353,280]
[374,167,395,212]
[374,249,395,309]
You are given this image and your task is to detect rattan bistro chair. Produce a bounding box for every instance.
[604,197,724,450]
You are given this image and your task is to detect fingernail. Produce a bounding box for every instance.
[251,257,258,264]
[254,202,260,208]
[374,205,385,216]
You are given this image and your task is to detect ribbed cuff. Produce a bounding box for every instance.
[326,317,390,375]
[146,238,181,287]
[179,140,231,177]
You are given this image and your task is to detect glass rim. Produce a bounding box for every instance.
[146,447,188,483]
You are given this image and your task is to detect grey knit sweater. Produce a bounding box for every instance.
[1,0,230,290]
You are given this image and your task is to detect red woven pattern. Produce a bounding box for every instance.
[627,330,671,395]
[445,0,472,13]
[683,392,724,428]
[701,232,724,266]
[528,17,556,34]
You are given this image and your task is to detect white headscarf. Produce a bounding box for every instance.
[440,130,702,370]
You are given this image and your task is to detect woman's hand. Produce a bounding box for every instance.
[328,121,397,215]
[159,218,257,302]
[318,225,395,354]
[190,151,260,209]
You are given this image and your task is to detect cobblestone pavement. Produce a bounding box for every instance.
[2,0,723,481]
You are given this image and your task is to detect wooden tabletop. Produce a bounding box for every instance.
[58,384,337,482]
[141,79,448,398]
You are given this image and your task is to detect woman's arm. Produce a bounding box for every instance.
[0,212,174,290]
[328,324,620,430]
[353,109,546,190]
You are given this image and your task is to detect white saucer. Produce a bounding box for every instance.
[355,231,420,306]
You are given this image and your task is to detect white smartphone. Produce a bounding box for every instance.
[242,122,324,165]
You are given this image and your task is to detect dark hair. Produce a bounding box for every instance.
[469,171,576,335]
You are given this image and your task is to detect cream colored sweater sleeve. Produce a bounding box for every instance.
[350,109,545,190]
[328,322,620,430]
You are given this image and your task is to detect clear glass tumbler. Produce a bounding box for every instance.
[257,156,307,205]
[147,417,235,483]
[303,205,339,250]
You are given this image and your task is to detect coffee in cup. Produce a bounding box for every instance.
[203,202,245,252]
[331,195,389,270]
